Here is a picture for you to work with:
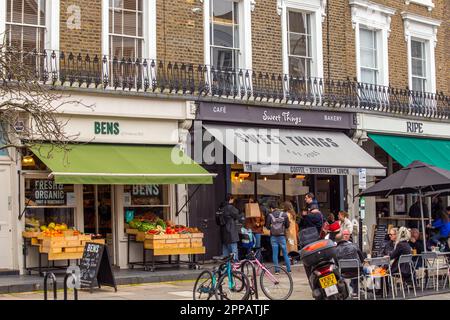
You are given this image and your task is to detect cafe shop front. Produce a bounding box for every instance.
[189,102,386,258]
[15,95,214,274]
[353,113,450,232]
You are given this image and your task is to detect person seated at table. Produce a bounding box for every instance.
[408,228,424,268]
[427,209,450,247]
[335,230,365,297]
[386,227,412,277]
[382,228,397,256]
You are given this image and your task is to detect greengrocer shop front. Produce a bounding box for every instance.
[17,96,215,274]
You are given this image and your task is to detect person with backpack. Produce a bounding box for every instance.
[216,194,241,261]
[298,207,324,249]
[265,200,291,274]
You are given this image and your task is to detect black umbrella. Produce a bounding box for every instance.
[360,161,450,252]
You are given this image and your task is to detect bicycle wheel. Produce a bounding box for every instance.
[260,265,293,300]
[217,271,250,300]
[193,270,218,300]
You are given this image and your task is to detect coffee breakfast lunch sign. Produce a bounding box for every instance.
[197,102,356,129]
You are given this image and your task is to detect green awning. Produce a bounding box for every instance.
[369,134,450,171]
[31,144,215,185]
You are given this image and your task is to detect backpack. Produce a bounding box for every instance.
[298,227,320,249]
[269,211,287,236]
[215,206,226,226]
[240,227,255,249]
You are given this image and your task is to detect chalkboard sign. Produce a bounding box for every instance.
[371,225,388,257]
[79,242,117,292]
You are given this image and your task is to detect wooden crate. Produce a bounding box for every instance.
[177,242,191,248]
[89,239,106,245]
[66,240,82,246]
[78,234,92,241]
[64,236,79,241]
[42,239,67,247]
[136,232,146,242]
[64,246,84,253]
[22,231,41,238]
[165,239,178,244]
[191,241,204,248]
[31,238,40,246]
[62,230,75,237]
[48,252,83,261]
[153,247,206,256]
[178,233,192,239]
[191,233,204,239]
[175,238,190,243]
[126,228,139,235]
[40,246,63,254]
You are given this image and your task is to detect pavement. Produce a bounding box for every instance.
[0,263,449,300]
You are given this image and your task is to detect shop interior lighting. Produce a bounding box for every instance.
[238,172,250,179]
[295,175,306,179]
[264,176,267,181]
[22,155,35,167]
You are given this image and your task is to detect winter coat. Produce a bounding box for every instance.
[390,241,412,276]
[299,211,324,234]
[220,204,241,244]
[285,210,298,253]
[432,218,450,238]
[382,240,395,256]
[245,215,265,234]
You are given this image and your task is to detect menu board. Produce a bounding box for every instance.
[79,243,117,292]
[371,225,388,257]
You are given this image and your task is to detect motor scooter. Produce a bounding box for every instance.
[299,239,349,300]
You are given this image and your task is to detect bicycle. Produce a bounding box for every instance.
[233,249,294,300]
[193,254,251,300]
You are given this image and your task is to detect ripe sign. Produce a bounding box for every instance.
[94,121,120,135]
[406,121,423,134]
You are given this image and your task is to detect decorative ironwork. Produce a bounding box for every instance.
[2,49,449,120]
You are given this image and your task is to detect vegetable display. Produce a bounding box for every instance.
[127,218,201,236]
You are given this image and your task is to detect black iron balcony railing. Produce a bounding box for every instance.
[2,49,449,119]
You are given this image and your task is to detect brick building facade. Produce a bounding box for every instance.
[52,0,448,94]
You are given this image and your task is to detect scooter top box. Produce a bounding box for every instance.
[300,239,337,267]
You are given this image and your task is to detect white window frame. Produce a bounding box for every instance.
[101,0,156,59]
[0,0,60,51]
[203,0,252,70]
[350,0,395,86]
[404,0,434,12]
[279,0,325,78]
[402,12,441,93]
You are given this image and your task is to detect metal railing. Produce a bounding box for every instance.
[2,49,449,119]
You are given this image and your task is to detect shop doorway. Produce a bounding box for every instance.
[0,165,13,270]
[83,185,115,263]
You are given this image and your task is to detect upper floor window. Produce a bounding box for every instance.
[5,0,46,52]
[359,28,378,85]
[109,0,143,59]
[287,11,312,78]
[410,39,427,92]
[210,0,240,70]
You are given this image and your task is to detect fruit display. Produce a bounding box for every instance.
[128,218,167,233]
[25,217,41,232]
[40,222,69,232]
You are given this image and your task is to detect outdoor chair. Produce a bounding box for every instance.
[391,254,417,299]
[436,253,450,290]
[338,259,366,300]
[418,252,440,291]
[364,257,395,300]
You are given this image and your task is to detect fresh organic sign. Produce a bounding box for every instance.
[34,180,65,205]
[94,121,120,135]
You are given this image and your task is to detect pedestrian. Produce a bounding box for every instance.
[266,200,291,274]
[305,193,324,219]
[335,230,365,297]
[244,198,265,259]
[427,209,450,247]
[219,194,241,261]
[338,211,354,241]
[282,201,298,254]
[407,198,428,229]
[408,228,424,268]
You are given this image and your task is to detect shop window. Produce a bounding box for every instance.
[410,39,427,92]
[231,169,255,210]
[123,185,169,230]
[257,174,284,207]
[359,28,378,85]
[24,178,76,228]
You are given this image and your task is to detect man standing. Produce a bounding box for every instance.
[408,198,428,229]
[220,194,241,261]
[266,200,291,274]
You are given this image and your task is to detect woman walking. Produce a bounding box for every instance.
[282,201,298,254]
